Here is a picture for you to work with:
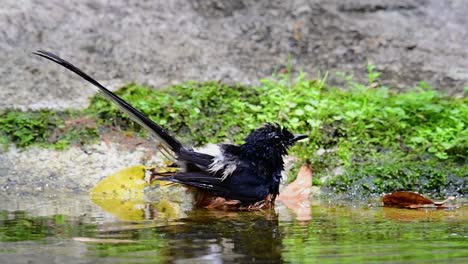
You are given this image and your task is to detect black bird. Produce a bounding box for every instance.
[33,50,307,210]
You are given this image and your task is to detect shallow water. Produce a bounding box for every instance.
[0,194,467,263]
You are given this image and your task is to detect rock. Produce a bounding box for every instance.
[0,0,466,111]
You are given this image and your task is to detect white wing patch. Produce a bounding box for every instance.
[208,155,238,181]
[196,144,238,181]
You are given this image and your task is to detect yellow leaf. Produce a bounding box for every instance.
[90,165,182,221]
[91,165,148,201]
[90,165,149,220]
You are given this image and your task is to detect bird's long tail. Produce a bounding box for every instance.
[33,50,183,162]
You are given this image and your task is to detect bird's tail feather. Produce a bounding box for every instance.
[33,50,183,162]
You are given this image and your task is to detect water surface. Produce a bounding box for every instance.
[0,194,467,263]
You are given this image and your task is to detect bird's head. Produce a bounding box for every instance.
[243,123,307,156]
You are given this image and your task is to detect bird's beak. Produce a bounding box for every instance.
[292,134,308,142]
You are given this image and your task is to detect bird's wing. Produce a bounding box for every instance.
[159,172,229,194]
[179,148,215,168]
[33,50,186,163]
[158,169,266,202]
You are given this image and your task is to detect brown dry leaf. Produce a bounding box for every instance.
[279,165,312,202]
[383,191,456,209]
[278,165,312,221]
[383,191,433,208]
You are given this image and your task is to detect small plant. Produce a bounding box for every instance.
[367,62,381,87]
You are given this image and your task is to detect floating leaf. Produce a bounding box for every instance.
[382,191,456,209]
[383,191,433,208]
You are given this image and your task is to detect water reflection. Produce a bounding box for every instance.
[0,202,285,263]
[156,211,282,263]
[0,195,467,263]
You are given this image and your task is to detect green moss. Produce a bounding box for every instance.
[0,110,58,148]
[1,68,466,197]
[327,154,467,198]
[0,110,99,149]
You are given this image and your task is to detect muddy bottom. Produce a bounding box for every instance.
[1,193,467,263]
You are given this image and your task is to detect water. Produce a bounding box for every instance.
[0,194,467,263]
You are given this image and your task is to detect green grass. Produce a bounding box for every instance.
[1,67,466,197]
